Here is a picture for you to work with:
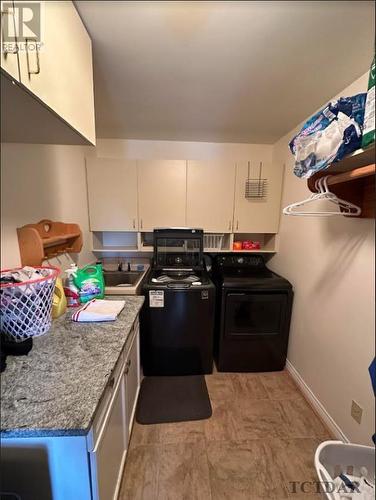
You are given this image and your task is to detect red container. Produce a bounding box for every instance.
[242,240,253,250]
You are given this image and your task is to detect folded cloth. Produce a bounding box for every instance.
[72,299,125,322]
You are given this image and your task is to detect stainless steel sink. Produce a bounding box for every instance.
[103,270,142,287]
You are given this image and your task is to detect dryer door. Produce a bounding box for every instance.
[224,291,287,338]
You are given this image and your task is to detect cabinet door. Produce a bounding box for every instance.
[90,376,127,500]
[86,158,138,231]
[125,322,140,436]
[234,161,284,233]
[17,1,95,144]
[0,1,20,81]
[187,160,235,232]
[138,160,186,231]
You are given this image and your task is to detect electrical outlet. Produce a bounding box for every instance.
[351,400,363,424]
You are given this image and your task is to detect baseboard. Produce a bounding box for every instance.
[285,359,349,443]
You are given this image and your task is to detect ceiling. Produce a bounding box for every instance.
[76,1,375,144]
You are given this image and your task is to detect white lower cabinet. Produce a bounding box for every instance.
[89,320,141,500]
[89,375,127,500]
[125,320,141,435]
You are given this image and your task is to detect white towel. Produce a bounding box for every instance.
[72,299,125,322]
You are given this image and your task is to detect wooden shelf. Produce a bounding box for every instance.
[42,232,81,247]
[17,220,83,266]
[307,145,375,218]
[324,164,375,186]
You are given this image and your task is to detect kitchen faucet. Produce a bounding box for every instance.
[117,261,131,271]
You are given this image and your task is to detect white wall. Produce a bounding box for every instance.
[270,73,375,445]
[0,143,94,270]
[91,138,273,161]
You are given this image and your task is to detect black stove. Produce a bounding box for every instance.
[141,229,215,375]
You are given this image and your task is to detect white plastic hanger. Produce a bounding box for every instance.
[283,176,361,217]
[319,176,362,215]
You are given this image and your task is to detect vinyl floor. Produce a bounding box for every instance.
[119,369,332,499]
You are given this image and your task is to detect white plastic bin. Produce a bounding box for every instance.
[315,440,375,500]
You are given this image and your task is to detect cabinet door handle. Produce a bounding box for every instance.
[140,219,143,230]
[124,359,131,374]
[228,220,231,231]
[133,219,136,229]
[236,220,239,230]
[26,38,40,76]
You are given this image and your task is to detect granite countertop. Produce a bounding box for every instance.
[0,296,144,438]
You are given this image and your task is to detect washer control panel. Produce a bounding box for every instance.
[215,254,265,268]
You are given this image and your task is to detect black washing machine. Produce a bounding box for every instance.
[141,228,215,376]
[211,254,293,372]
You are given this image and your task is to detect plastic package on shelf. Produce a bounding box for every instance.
[289,93,367,179]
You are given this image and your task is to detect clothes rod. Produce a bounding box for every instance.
[326,164,375,186]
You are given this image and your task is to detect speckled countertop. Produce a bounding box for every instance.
[1,296,144,438]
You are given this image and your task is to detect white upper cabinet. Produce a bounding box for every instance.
[1,1,96,145]
[85,157,284,240]
[1,1,20,81]
[233,161,284,233]
[187,161,236,232]
[86,158,138,232]
[138,160,186,231]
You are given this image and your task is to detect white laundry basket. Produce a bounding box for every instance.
[0,266,59,342]
[315,440,375,500]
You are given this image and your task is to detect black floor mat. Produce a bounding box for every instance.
[136,375,212,425]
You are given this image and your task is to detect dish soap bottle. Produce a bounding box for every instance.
[64,264,80,307]
[74,262,105,303]
[362,55,375,148]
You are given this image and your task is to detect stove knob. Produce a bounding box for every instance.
[237,257,244,264]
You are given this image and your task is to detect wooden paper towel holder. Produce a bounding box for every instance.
[17,219,83,266]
